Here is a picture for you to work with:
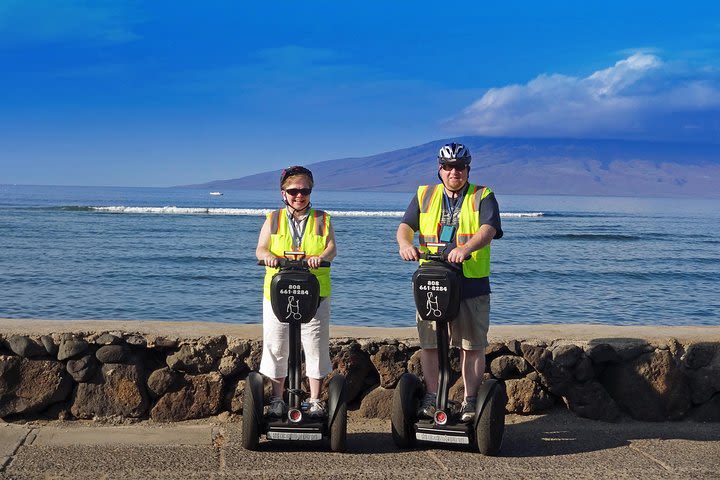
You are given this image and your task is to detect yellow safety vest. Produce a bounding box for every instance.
[263,208,332,300]
[417,183,492,278]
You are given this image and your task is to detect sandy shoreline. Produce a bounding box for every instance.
[2,318,720,343]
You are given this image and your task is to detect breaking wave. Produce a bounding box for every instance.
[61,206,544,218]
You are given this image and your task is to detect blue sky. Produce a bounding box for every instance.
[2,1,719,186]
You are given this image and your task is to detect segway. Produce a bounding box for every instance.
[242,253,348,452]
[391,244,505,454]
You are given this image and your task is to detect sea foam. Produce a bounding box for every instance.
[86,206,543,218]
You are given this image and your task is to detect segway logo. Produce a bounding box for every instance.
[425,292,442,317]
[286,295,302,320]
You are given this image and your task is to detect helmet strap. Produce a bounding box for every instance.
[282,192,311,216]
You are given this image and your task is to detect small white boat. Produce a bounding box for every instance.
[209,191,223,196]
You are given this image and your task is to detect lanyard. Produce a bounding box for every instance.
[286,210,308,249]
[442,188,465,222]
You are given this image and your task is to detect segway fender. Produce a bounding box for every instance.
[473,378,506,456]
[473,378,502,429]
[247,371,265,431]
[391,373,422,448]
[327,374,346,425]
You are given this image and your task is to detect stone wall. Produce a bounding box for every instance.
[1,331,719,422]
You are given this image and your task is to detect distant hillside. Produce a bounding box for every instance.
[182,136,720,196]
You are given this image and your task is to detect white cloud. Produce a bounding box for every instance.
[448,53,720,142]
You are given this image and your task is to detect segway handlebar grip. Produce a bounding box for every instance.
[418,252,448,262]
[256,259,331,268]
[417,252,471,262]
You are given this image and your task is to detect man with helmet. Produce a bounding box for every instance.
[396,142,503,422]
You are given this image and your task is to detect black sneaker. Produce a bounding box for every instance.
[417,392,437,418]
[267,396,287,417]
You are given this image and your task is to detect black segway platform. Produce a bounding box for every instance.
[391,246,505,454]
[242,254,347,452]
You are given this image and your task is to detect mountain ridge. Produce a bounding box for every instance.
[182,136,720,196]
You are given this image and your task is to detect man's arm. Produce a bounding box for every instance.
[397,223,420,261]
[446,224,496,263]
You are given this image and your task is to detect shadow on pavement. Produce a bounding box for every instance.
[342,409,720,457]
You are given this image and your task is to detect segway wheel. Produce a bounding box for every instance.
[474,381,506,456]
[329,399,348,452]
[391,373,421,448]
[241,373,263,450]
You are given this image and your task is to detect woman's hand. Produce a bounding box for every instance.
[306,256,324,268]
[263,255,279,268]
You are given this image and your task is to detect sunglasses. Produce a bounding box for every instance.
[441,164,468,172]
[284,188,312,196]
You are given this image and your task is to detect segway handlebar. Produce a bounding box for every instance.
[257,258,331,268]
[417,251,471,262]
[419,252,449,262]
[413,242,470,262]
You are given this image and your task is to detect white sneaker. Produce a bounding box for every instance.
[267,396,287,417]
[306,398,326,418]
[460,397,477,422]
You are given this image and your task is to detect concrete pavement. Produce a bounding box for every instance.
[2,409,719,479]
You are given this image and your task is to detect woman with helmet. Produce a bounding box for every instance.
[396,142,503,423]
[256,165,337,418]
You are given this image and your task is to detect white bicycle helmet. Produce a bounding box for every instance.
[438,143,471,165]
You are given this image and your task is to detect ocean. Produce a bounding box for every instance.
[1,185,718,327]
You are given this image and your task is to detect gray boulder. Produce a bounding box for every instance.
[94,333,123,346]
[585,343,620,364]
[7,335,47,358]
[573,356,595,382]
[66,355,98,383]
[685,346,720,404]
[124,334,147,347]
[146,367,183,399]
[521,343,551,372]
[96,345,130,364]
[490,355,532,379]
[40,335,58,356]
[551,344,583,368]
[58,338,89,361]
[683,342,717,369]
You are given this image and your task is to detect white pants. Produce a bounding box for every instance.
[259,297,332,379]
